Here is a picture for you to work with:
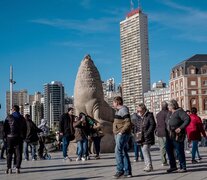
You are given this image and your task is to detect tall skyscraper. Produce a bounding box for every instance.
[44,81,64,129]
[120,7,150,112]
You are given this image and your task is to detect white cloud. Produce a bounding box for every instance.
[149,0,207,43]
[30,17,119,33]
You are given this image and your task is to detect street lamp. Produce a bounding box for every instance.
[10,65,16,114]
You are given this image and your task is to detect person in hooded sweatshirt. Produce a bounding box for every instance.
[166,99,190,173]
[38,119,49,159]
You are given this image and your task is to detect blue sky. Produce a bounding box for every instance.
[1,0,207,119]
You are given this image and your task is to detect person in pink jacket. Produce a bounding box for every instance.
[186,107,206,163]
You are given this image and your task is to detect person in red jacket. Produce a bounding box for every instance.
[186,107,206,163]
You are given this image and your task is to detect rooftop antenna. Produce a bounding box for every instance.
[138,0,141,10]
[130,0,134,11]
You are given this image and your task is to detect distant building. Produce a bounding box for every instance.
[44,81,64,129]
[6,89,28,115]
[31,92,44,125]
[120,8,150,113]
[32,101,44,125]
[23,103,31,116]
[64,95,74,112]
[102,78,116,98]
[170,54,207,117]
[144,81,170,117]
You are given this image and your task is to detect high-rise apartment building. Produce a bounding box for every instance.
[120,8,150,113]
[6,89,28,115]
[44,81,64,129]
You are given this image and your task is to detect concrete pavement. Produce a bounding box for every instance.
[0,146,207,180]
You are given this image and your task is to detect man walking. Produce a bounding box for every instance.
[113,96,132,179]
[156,101,169,166]
[59,107,75,161]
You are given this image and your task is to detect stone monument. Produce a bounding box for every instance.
[74,54,115,153]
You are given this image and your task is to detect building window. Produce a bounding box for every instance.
[203,69,207,74]
[180,91,184,96]
[181,99,184,108]
[204,99,207,110]
[190,69,195,74]
[203,80,207,86]
[190,98,196,109]
[180,81,183,88]
[190,81,196,86]
[191,91,197,95]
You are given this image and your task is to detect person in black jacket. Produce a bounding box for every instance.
[59,107,75,161]
[166,99,190,173]
[156,101,169,166]
[24,114,42,161]
[137,103,156,172]
[3,105,27,174]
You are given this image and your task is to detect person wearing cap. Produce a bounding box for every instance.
[59,107,75,161]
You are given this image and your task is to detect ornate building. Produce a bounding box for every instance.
[170,54,207,117]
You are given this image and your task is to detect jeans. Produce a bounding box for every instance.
[62,136,70,158]
[192,140,200,160]
[158,137,167,164]
[7,137,22,169]
[24,141,37,160]
[93,137,101,156]
[77,138,88,158]
[142,144,152,167]
[115,134,132,175]
[166,137,186,170]
[134,142,143,160]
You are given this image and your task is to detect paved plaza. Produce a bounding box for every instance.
[0,146,207,180]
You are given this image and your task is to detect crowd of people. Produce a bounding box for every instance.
[1,97,207,178]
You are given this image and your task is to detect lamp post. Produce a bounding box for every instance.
[10,65,16,114]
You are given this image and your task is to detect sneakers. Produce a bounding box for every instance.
[76,157,81,161]
[64,156,72,161]
[178,169,187,173]
[192,160,198,164]
[5,169,12,174]
[166,167,178,173]
[95,155,100,160]
[124,174,132,178]
[133,159,138,162]
[185,150,191,154]
[16,168,20,174]
[162,163,169,166]
[113,171,124,179]
[143,165,153,172]
[81,157,86,161]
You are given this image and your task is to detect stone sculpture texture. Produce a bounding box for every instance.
[74,55,115,152]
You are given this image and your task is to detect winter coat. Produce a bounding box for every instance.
[25,119,42,143]
[156,110,169,137]
[168,108,190,142]
[141,111,156,145]
[186,114,206,141]
[113,105,131,135]
[59,113,75,137]
[3,112,27,140]
[73,119,89,142]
